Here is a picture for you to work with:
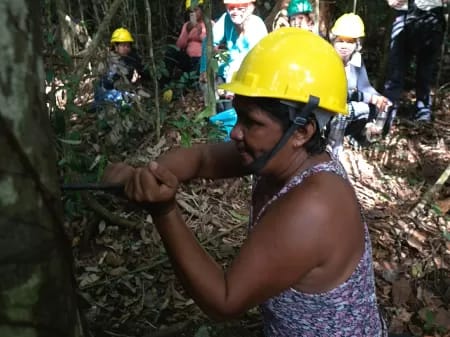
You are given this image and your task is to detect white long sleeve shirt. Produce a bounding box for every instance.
[387,0,443,11]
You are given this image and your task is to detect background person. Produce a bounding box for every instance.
[199,0,267,88]
[287,0,315,32]
[95,28,148,108]
[327,13,390,154]
[160,0,211,90]
[103,28,387,337]
[383,0,446,127]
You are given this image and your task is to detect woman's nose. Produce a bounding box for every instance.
[230,123,243,140]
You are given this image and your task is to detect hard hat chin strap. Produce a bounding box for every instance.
[247,95,320,174]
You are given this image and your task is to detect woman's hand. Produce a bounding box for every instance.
[124,162,179,217]
[370,95,391,112]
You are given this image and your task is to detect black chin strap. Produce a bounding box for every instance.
[247,95,320,174]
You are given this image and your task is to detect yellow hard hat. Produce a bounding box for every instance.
[223,0,255,4]
[220,27,347,115]
[110,28,134,43]
[331,13,365,38]
[185,0,204,9]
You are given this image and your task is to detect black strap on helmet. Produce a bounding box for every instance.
[247,95,320,174]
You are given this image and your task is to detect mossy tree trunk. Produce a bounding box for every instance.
[0,1,83,337]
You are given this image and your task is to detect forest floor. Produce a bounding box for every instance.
[64,87,450,337]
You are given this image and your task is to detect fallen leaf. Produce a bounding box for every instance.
[392,278,412,306]
[434,308,450,330]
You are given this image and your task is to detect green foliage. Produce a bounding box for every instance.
[168,111,226,147]
[194,325,211,337]
[443,229,450,241]
[214,50,230,69]
[421,308,448,334]
[173,71,199,91]
[169,114,203,147]
[195,105,214,121]
[63,193,84,218]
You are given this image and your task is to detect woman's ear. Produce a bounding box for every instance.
[292,121,317,148]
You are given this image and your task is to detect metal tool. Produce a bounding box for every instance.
[61,182,124,192]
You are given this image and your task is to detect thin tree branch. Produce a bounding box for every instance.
[145,0,162,140]
[410,162,450,214]
[75,0,124,79]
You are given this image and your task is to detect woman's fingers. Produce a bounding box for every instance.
[122,163,178,203]
[133,167,146,202]
[140,167,163,202]
[149,162,178,188]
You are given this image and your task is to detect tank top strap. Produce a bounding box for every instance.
[253,156,348,226]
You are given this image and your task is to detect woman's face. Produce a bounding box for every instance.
[114,42,131,56]
[289,14,313,31]
[230,95,284,170]
[226,2,254,25]
[194,7,203,20]
[333,36,357,62]
[189,6,203,21]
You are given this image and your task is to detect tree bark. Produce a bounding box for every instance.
[0,1,83,336]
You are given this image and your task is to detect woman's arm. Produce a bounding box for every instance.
[103,141,248,186]
[176,22,189,50]
[133,168,363,320]
[357,62,390,111]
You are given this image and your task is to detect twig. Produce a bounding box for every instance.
[144,0,161,140]
[81,192,139,229]
[80,256,169,290]
[409,162,450,215]
[144,321,190,337]
[104,330,136,337]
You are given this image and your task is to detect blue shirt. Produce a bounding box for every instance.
[200,12,267,82]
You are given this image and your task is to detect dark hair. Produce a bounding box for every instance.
[252,97,326,155]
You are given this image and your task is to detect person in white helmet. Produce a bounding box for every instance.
[327,13,391,154]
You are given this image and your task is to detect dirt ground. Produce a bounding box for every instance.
[65,89,450,337]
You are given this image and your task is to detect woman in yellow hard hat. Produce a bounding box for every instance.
[103,28,386,336]
[95,27,149,108]
[327,13,391,154]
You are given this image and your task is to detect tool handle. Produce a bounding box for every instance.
[61,182,124,192]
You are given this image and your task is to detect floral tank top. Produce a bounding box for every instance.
[249,158,387,337]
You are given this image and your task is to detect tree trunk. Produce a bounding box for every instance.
[0,1,83,337]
